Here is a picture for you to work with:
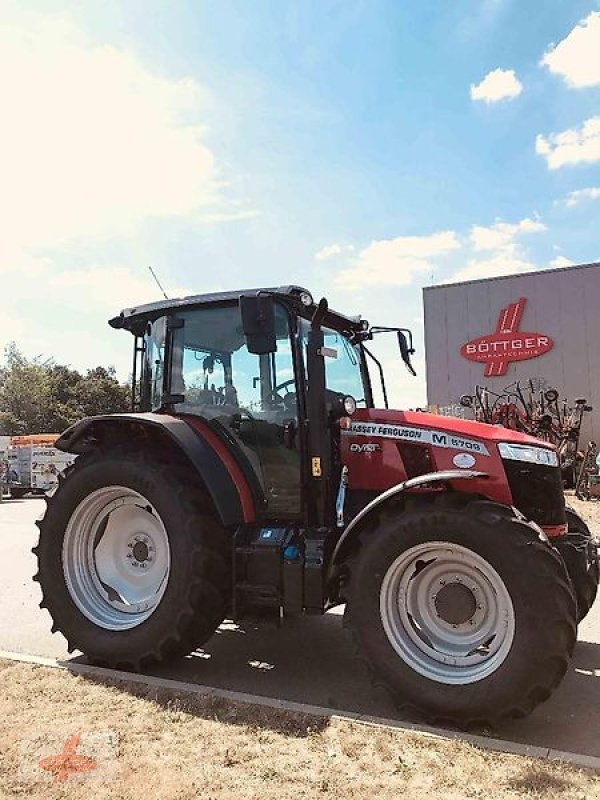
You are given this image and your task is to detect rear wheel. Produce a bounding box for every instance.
[34,450,230,670]
[555,508,599,623]
[343,495,576,726]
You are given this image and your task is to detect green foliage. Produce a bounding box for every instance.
[0,343,130,435]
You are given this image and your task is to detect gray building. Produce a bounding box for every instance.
[423,261,600,443]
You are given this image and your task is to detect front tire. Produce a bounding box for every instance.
[344,496,576,726]
[34,450,230,671]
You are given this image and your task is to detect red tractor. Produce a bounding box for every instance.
[34,287,598,725]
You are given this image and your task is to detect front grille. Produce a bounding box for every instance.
[503,460,566,527]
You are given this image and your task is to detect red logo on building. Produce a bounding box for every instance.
[460,298,553,377]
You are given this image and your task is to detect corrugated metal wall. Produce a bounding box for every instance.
[423,262,600,443]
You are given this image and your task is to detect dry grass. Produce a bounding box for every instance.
[0,660,599,799]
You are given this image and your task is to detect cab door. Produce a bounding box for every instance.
[175,302,303,518]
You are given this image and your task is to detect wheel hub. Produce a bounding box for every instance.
[129,536,153,567]
[434,582,477,625]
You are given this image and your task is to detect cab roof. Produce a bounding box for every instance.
[108,285,367,337]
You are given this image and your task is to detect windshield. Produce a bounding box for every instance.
[299,320,368,406]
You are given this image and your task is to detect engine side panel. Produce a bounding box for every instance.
[341,410,513,507]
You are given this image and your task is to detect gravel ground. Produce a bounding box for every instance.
[565,494,600,535]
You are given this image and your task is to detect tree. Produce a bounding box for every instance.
[0,344,130,435]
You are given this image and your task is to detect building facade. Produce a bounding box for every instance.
[423,261,600,443]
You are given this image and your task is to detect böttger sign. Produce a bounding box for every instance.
[460,298,553,377]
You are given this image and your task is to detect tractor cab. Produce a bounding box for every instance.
[111,286,412,524]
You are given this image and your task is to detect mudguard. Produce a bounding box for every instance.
[329,469,488,575]
[55,412,253,527]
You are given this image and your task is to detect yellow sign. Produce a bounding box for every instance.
[311,457,322,477]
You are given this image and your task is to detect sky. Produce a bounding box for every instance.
[0,0,599,408]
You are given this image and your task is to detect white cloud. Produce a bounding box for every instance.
[334,231,460,289]
[49,267,193,310]
[0,263,203,376]
[198,209,261,223]
[470,68,523,103]
[447,215,547,283]
[0,7,247,258]
[565,187,600,207]
[549,256,575,268]
[536,117,600,169]
[448,249,536,284]
[469,218,546,251]
[0,6,246,377]
[314,243,355,261]
[540,12,600,88]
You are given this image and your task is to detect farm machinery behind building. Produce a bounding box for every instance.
[460,381,593,489]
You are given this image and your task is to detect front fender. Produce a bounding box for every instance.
[329,469,488,576]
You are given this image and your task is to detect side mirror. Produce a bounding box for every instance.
[397,331,417,376]
[240,295,277,355]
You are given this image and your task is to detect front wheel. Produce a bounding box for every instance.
[344,496,576,726]
[34,450,230,671]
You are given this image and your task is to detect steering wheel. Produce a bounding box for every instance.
[270,379,297,411]
[273,379,295,396]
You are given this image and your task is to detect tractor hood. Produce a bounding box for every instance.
[341,408,558,504]
[352,408,552,448]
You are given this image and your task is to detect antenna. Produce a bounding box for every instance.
[148,266,169,300]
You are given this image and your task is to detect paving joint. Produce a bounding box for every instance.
[1,648,599,771]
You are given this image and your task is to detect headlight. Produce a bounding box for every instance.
[343,395,357,415]
[498,442,559,467]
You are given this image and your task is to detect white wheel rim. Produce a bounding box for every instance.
[62,487,171,631]
[380,541,515,685]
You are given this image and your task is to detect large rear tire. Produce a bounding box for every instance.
[555,508,599,623]
[343,495,576,726]
[33,450,230,671]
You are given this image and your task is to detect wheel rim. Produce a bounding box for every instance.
[62,487,171,631]
[380,541,515,685]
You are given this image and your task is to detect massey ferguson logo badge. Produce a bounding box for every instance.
[460,298,553,377]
